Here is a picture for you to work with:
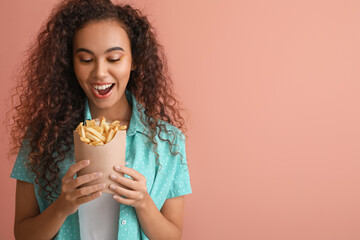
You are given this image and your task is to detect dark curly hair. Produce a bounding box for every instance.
[7,0,185,201]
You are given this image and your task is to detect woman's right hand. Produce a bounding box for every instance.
[56,159,105,217]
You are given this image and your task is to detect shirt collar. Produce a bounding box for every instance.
[83,89,147,136]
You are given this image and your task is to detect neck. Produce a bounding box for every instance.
[88,95,132,123]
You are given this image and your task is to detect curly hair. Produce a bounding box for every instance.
[7,0,185,201]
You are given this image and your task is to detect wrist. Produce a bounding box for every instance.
[52,198,69,220]
[135,192,152,212]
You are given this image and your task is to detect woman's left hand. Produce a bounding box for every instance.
[109,165,149,209]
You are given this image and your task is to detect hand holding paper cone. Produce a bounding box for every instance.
[57,160,105,217]
[109,165,149,209]
[73,117,127,194]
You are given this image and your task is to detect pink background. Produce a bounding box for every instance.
[1,0,360,239]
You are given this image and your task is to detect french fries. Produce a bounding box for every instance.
[75,116,127,145]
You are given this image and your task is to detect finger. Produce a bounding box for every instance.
[76,191,102,205]
[113,165,145,182]
[67,172,103,189]
[113,194,135,206]
[63,160,90,182]
[70,183,106,200]
[109,184,139,199]
[110,174,138,190]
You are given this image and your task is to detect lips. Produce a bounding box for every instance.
[91,83,115,98]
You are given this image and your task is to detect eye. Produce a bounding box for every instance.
[80,59,93,63]
[107,59,120,63]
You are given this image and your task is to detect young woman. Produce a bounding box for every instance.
[9,0,191,239]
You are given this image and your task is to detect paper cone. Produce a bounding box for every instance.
[73,130,126,193]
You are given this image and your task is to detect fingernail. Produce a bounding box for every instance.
[110,174,116,179]
[95,172,102,178]
[84,160,90,165]
[99,183,106,189]
[110,184,116,190]
[113,195,119,199]
[115,166,121,171]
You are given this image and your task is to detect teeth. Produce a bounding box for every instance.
[93,84,113,90]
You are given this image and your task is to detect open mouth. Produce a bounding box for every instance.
[92,83,115,96]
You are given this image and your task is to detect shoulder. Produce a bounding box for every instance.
[10,138,36,183]
[128,92,185,144]
[156,120,185,145]
[152,120,187,164]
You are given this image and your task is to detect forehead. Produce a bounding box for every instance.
[73,20,131,52]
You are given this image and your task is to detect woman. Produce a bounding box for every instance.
[9,0,191,239]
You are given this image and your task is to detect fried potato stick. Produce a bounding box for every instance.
[105,129,116,144]
[86,126,106,142]
[76,117,126,145]
[80,136,91,143]
[85,131,102,143]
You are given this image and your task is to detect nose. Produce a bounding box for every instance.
[91,60,108,79]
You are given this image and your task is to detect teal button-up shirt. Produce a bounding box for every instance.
[10,90,192,239]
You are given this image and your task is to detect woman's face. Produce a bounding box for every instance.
[73,20,133,113]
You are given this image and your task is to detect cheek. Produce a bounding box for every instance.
[111,63,132,79]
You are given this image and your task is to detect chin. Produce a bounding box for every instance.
[94,101,116,109]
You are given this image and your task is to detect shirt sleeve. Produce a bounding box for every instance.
[166,132,192,199]
[10,139,36,183]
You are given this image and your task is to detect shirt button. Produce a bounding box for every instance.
[121,220,127,225]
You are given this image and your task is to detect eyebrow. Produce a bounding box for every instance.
[75,47,125,54]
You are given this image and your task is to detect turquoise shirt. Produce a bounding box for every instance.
[10,90,192,239]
